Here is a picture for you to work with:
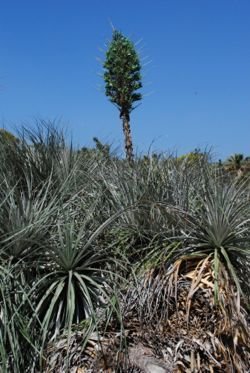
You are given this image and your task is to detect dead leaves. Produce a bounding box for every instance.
[44,256,250,372]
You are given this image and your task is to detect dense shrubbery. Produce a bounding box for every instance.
[0,122,249,372]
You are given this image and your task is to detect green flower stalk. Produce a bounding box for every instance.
[103,30,142,163]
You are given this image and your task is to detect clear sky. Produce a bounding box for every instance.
[1,0,250,159]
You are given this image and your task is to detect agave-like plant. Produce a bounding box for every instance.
[29,207,127,362]
[0,121,84,200]
[96,152,212,268]
[0,261,39,373]
[141,171,250,308]
[175,174,250,301]
[127,170,250,371]
[0,174,65,371]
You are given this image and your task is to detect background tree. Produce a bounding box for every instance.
[0,128,19,145]
[225,153,244,177]
[103,30,142,163]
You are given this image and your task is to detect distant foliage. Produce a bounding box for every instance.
[0,128,19,145]
[176,149,209,165]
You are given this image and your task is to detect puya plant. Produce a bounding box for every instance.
[103,30,142,163]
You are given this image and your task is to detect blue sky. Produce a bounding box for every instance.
[1,0,250,159]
